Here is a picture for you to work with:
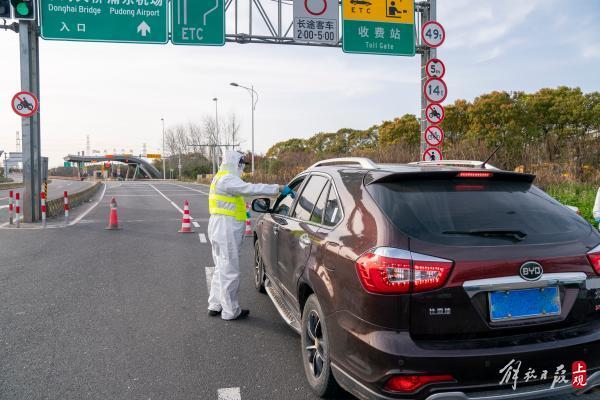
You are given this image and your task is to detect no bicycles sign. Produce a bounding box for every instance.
[11,91,39,117]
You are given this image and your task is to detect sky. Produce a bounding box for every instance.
[0,0,599,167]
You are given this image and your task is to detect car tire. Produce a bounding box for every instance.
[301,294,339,398]
[254,240,266,294]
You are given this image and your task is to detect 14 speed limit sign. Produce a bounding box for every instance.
[424,77,447,103]
[294,0,339,44]
[421,21,445,48]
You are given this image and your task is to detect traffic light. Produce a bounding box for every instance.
[0,0,11,18]
[10,0,34,20]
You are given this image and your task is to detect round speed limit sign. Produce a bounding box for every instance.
[425,125,444,146]
[426,58,445,78]
[424,77,447,103]
[422,21,445,48]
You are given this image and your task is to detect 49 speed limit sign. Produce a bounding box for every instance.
[421,21,445,48]
[424,77,447,103]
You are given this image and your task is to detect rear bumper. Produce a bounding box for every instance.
[328,310,600,400]
[333,364,600,400]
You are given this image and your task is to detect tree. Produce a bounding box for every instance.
[378,114,420,146]
[442,99,471,145]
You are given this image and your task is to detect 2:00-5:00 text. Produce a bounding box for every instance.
[296,29,336,41]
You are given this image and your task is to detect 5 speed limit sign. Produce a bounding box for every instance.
[425,125,444,146]
[424,77,447,103]
[426,58,445,78]
[422,21,445,48]
[426,103,445,124]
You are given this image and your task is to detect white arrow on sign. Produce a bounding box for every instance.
[137,21,151,37]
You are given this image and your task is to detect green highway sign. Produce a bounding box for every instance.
[40,0,168,44]
[171,0,225,46]
[342,0,415,56]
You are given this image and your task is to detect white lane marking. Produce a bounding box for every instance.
[148,183,191,217]
[0,197,8,201]
[205,267,214,292]
[198,233,207,243]
[69,183,107,226]
[192,221,200,228]
[105,195,157,197]
[0,205,8,210]
[217,387,241,400]
[162,182,208,195]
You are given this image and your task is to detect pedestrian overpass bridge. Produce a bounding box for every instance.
[64,154,162,179]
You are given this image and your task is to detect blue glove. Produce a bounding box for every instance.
[281,185,296,198]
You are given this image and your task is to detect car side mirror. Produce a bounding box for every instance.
[252,198,271,213]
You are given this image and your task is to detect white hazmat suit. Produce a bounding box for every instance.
[207,150,280,320]
[593,187,600,226]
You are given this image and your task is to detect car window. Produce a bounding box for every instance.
[273,177,305,216]
[292,175,328,221]
[309,182,330,225]
[366,179,592,246]
[323,186,342,226]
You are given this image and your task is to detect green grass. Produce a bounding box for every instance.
[545,183,598,226]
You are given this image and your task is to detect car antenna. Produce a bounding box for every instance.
[480,144,502,169]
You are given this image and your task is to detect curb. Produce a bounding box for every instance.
[46,182,102,218]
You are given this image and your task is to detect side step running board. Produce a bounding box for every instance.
[265,279,301,334]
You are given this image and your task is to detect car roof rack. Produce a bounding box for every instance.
[309,157,378,170]
[408,160,500,170]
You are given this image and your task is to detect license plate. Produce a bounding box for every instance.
[489,287,561,321]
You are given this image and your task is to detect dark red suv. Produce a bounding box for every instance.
[251,158,600,400]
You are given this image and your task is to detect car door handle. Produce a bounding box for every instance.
[299,233,311,248]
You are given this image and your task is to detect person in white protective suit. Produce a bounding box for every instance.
[593,187,600,229]
[207,150,294,320]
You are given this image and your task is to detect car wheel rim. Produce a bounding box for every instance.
[305,310,326,379]
[254,244,262,286]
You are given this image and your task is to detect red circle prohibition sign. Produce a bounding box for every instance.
[305,0,327,16]
[11,91,39,118]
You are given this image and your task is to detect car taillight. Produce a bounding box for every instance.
[587,244,600,275]
[457,171,492,178]
[385,374,455,393]
[355,248,453,294]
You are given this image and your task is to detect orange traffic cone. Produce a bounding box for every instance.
[179,200,194,233]
[244,203,252,236]
[106,197,120,230]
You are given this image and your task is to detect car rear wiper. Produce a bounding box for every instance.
[442,229,527,241]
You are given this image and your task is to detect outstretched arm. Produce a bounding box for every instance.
[219,174,280,197]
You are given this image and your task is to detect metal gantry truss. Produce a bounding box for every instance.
[223,0,430,52]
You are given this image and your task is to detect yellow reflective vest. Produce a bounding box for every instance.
[208,170,247,222]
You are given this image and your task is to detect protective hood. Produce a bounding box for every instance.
[219,150,244,176]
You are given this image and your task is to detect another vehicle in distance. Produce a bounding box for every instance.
[251,157,600,400]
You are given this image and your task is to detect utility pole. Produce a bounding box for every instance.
[20,20,42,222]
[161,118,166,179]
[212,98,219,175]
[230,82,258,174]
[419,0,436,156]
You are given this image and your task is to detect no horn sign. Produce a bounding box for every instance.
[12,91,39,117]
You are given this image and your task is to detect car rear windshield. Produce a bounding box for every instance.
[367,178,592,246]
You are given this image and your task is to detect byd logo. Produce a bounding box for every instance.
[519,261,543,281]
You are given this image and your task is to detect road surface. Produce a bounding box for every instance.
[0,181,597,400]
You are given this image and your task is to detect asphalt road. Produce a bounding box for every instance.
[0,178,94,223]
[0,181,598,400]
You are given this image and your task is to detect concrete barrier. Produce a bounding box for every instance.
[46,181,102,218]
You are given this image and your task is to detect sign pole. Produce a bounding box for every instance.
[19,20,42,222]
[420,0,436,156]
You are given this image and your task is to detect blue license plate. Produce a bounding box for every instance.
[489,287,561,321]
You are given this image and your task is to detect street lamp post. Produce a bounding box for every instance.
[212,97,219,174]
[161,117,166,180]
[230,82,257,174]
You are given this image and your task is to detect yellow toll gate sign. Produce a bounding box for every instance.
[342,0,415,56]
